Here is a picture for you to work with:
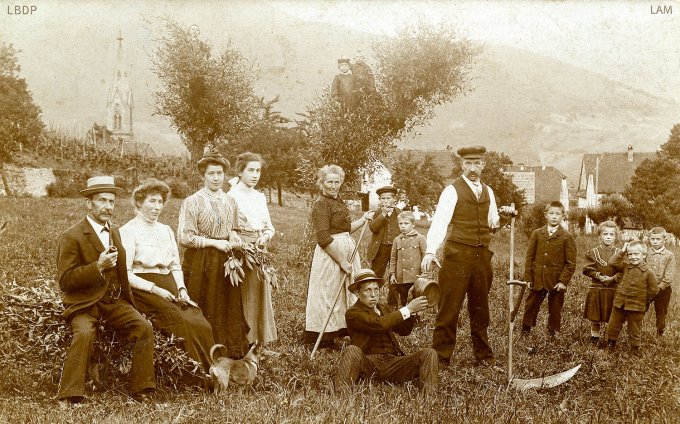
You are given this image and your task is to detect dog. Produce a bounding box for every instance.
[208,341,262,395]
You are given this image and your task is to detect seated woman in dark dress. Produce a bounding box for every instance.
[120,178,215,372]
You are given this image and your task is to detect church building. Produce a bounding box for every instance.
[106,30,134,142]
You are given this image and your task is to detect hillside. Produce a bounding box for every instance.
[399,45,679,182]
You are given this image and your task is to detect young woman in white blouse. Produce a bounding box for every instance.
[228,152,277,345]
[120,178,215,372]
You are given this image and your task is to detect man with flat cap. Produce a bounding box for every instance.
[56,176,156,406]
[334,269,438,395]
[421,146,516,367]
[367,186,402,290]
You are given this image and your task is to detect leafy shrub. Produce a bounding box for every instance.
[47,170,88,198]
[166,177,192,200]
[585,193,639,229]
[517,203,546,238]
[0,280,202,391]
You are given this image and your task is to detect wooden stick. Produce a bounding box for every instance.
[507,203,516,386]
[310,221,369,359]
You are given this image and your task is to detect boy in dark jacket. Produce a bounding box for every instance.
[521,201,577,337]
[607,241,659,352]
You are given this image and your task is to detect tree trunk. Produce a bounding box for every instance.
[277,180,283,206]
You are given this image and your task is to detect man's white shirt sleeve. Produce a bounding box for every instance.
[425,185,457,255]
[487,186,501,229]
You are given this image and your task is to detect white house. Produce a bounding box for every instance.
[361,149,456,210]
[504,164,569,211]
[577,145,655,209]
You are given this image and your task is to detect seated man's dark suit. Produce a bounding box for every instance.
[56,218,156,400]
[334,300,438,393]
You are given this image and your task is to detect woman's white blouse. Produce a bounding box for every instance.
[120,215,186,292]
[228,181,275,238]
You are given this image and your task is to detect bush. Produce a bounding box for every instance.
[0,280,202,391]
[517,203,546,238]
[585,193,639,229]
[167,177,192,200]
[47,171,88,198]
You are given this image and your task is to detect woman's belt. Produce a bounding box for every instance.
[235,229,261,237]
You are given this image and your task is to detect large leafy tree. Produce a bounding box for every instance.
[222,97,309,206]
[152,20,258,162]
[297,23,477,189]
[390,152,446,213]
[450,150,525,208]
[625,124,680,235]
[0,42,44,162]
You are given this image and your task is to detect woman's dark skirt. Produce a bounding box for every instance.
[132,273,215,371]
[182,247,250,359]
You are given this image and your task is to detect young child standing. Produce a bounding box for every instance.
[388,211,427,308]
[607,241,659,352]
[646,227,676,337]
[582,221,622,345]
[521,201,577,337]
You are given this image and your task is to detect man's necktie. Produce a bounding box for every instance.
[473,183,482,199]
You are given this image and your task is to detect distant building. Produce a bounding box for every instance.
[361,148,456,209]
[577,145,655,209]
[504,164,569,210]
[106,30,134,143]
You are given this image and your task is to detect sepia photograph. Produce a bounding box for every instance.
[1,1,678,422]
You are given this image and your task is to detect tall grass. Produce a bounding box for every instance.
[0,197,678,423]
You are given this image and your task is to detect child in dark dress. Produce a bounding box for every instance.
[582,220,622,345]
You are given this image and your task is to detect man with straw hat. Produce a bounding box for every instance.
[56,176,156,406]
[421,146,517,368]
[334,269,438,395]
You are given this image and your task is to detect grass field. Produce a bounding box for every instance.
[0,197,679,423]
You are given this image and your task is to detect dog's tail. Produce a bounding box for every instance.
[209,344,227,364]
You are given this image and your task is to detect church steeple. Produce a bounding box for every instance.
[106,29,134,141]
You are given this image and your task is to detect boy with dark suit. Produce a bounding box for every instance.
[334,269,438,395]
[367,185,402,281]
[56,176,156,407]
[521,201,577,337]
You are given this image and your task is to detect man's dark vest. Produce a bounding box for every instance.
[447,177,491,246]
[364,330,400,355]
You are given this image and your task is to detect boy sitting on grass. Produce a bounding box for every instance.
[521,201,577,338]
[607,241,659,354]
[646,227,676,337]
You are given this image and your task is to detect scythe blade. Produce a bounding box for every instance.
[509,364,581,391]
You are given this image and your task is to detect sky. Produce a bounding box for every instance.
[1,0,678,153]
[274,1,680,101]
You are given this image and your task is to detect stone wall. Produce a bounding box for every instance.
[0,164,56,197]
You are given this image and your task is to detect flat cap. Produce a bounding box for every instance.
[456,145,486,159]
[376,185,398,196]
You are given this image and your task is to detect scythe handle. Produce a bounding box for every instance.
[510,284,526,323]
[507,203,516,385]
